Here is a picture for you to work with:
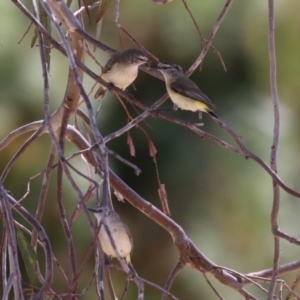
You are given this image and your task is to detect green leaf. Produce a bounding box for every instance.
[30,3,51,71]
[96,0,111,23]
[30,29,38,48]
[83,0,91,23]
[16,228,40,289]
[40,3,51,71]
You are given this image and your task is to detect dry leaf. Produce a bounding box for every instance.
[114,190,125,202]
[158,183,171,216]
[148,139,157,157]
[127,132,136,157]
[96,0,111,23]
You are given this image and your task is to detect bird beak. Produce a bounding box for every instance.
[155,65,164,74]
[87,207,98,212]
[143,61,151,68]
[156,62,168,71]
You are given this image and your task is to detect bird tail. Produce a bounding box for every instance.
[94,86,107,99]
[207,109,219,119]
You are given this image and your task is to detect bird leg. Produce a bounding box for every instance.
[126,91,134,100]
[126,269,135,280]
[173,104,178,111]
[193,122,204,127]
[198,111,203,120]
[104,255,111,265]
[185,112,204,127]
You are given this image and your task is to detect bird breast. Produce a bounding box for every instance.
[104,63,139,90]
[99,224,132,258]
[167,87,209,112]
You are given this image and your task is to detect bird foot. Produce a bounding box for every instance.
[107,82,115,91]
[194,122,204,127]
[126,270,135,281]
[104,256,111,265]
[127,92,134,100]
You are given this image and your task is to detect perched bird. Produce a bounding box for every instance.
[94,49,148,99]
[156,62,218,119]
[88,206,133,264]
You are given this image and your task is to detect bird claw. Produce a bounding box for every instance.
[104,256,111,265]
[107,82,115,91]
[198,111,203,120]
[194,122,204,127]
[126,270,135,280]
[127,92,134,99]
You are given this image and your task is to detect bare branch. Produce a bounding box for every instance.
[267,0,282,297]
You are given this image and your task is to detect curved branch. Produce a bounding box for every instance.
[8,194,54,298]
[0,121,44,151]
[0,185,24,300]
[187,0,234,75]
[66,126,257,298]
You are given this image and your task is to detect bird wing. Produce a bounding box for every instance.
[170,76,216,109]
[103,53,121,73]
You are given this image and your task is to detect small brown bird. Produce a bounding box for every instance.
[157,62,218,119]
[88,206,133,264]
[94,49,148,99]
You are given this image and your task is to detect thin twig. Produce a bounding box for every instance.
[267,0,281,298]
[0,186,24,300]
[203,273,226,300]
[180,0,227,72]
[30,144,56,250]
[285,274,300,300]
[8,193,54,298]
[161,261,185,300]
[187,0,233,75]
[0,129,44,181]
[120,279,130,300]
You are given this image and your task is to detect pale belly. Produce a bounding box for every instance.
[99,226,132,258]
[103,64,139,89]
[168,89,208,112]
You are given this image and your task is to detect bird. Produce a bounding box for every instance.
[88,206,133,264]
[156,62,218,119]
[94,49,148,99]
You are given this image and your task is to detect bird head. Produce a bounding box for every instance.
[122,49,148,65]
[156,62,183,78]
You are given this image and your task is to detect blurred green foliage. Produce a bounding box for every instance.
[1,0,300,299]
